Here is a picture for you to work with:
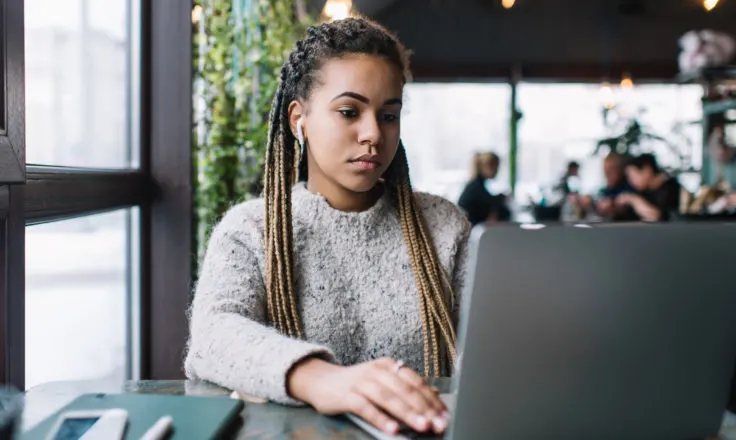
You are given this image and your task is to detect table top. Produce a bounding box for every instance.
[21,379,736,440]
[21,379,452,439]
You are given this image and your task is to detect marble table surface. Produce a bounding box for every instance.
[19,379,736,439]
[21,379,440,439]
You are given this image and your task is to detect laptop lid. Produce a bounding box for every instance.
[450,223,736,440]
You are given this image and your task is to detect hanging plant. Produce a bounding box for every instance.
[193,0,313,264]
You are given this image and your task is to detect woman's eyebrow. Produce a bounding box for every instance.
[331,92,402,106]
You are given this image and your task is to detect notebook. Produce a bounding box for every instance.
[20,393,244,440]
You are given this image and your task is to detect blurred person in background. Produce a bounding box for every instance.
[458,152,511,226]
[557,160,581,196]
[617,153,681,222]
[595,152,636,221]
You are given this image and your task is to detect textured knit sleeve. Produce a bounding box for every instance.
[184,203,335,406]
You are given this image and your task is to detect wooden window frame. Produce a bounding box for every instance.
[0,0,24,184]
[0,0,192,389]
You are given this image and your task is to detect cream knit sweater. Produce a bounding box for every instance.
[185,183,470,405]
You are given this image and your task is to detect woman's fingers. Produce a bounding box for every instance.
[373,367,448,433]
[346,392,399,435]
[360,380,432,432]
[396,366,448,414]
[372,358,447,415]
[357,378,432,432]
[338,358,450,435]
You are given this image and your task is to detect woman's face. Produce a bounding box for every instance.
[289,54,404,194]
[603,159,621,185]
[479,157,498,179]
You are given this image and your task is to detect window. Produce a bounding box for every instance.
[25,209,137,389]
[19,0,141,388]
[24,0,138,168]
[515,83,703,202]
[1,0,192,389]
[402,83,511,202]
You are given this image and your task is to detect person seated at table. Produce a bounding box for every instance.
[185,17,468,437]
[457,152,511,226]
[554,160,580,198]
[595,152,637,221]
[616,153,681,222]
[552,160,584,215]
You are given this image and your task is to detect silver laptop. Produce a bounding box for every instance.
[350,223,736,440]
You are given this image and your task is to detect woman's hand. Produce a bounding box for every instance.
[615,193,633,206]
[287,357,449,435]
[616,193,662,222]
[596,198,614,217]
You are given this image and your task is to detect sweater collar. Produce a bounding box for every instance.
[291,182,392,225]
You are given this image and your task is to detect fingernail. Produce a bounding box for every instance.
[414,415,428,428]
[432,416,447,432]
[442,411,451,420]
[384,420,398,434]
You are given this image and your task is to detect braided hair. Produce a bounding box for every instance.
[264,17,456,377]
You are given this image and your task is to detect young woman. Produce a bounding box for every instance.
[185,17,469,436]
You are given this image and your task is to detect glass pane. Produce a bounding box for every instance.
[24,0,139,168]
[402,83,511,202]
[25,209,135,389]
[516,83,702,203]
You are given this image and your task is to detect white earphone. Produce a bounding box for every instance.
[296,118,305,147]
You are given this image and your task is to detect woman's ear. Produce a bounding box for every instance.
[288,101,304,140]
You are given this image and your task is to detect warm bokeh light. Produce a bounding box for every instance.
[620,74,634,89]
[599,82,615,109]
[703,0,719,11]
[323,0,352,20]
[191,5,203,24]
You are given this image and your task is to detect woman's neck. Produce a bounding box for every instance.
[306,179,383,212]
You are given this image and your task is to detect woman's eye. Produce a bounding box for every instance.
[382,113,399,122]
[338,109,358,119]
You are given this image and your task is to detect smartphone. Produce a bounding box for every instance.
[44,408,128,440]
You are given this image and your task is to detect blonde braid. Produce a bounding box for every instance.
[398,185,432,376]
[264,90,281,328]
[414,210,458,358]
[278,130,301,337]
[274,146,293,335]
[264,82,303,338]
[390,144,457,377]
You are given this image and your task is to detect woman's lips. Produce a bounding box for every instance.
[349,160,380,171]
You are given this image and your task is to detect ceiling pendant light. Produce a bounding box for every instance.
[502,0,516,9]
[323,0,352,20]
[703,0,719,12]
[620,72,634,89]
